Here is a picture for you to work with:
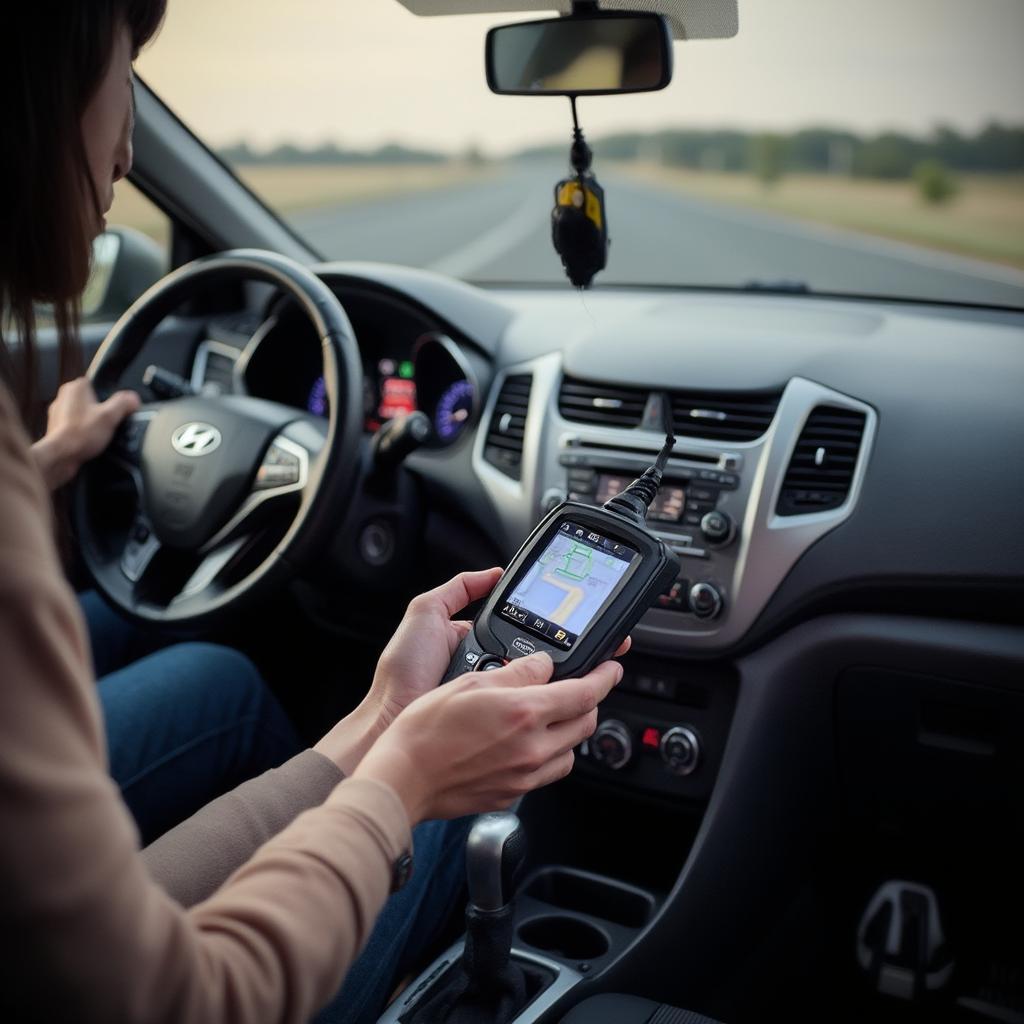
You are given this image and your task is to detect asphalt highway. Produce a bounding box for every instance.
[289,162,1024,308]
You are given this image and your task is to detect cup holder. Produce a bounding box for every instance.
[518,915,610,961]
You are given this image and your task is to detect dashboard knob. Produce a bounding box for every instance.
[700,510,735,546]
[688,582,724,620]
[590,719,632,771]
[660,726,701,776]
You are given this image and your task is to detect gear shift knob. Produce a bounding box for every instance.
[465,812,526,913]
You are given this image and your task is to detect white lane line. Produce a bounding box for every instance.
[610,172,1024,288]
[427,192,545,279]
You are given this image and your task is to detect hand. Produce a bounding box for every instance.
[314,568,502,775]
[367,568,504,729]
[31,378,140,490]
[353,652,624,824]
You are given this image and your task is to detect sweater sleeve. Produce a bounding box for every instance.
[142,750,346,908]
[0,386,412,1024]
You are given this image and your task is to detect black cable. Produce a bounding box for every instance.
[602,393,675,524]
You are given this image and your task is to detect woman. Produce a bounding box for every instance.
[0,3,624,1021]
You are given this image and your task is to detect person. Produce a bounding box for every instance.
[0,4,627,1022]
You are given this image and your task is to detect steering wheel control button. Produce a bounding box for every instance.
[255,444,302,489]
[591,720,632,771]
[700,510,735,546]
[688,582,724,620]
[660,726,701,776]
[121,518,161,582]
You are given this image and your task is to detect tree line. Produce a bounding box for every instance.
[220,122,1023,179]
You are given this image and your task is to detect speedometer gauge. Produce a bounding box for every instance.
[413,331,478,447]
[435,379,474,442]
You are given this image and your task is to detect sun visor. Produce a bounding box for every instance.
[394,1,739,41]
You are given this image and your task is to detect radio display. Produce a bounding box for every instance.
[499,521,639,650]
[594,473,686,522]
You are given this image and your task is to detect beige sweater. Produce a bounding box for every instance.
[0,384,412,1023]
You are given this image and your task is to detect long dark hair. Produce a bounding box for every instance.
[0,1,166,425]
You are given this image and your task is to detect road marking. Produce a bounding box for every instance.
[611,172,1024,289]
[427,192,544,279]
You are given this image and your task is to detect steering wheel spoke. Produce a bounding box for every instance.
[171,535,252,607]
[200,428,317,553]
[102,407,159,476]
[119,513,162,583]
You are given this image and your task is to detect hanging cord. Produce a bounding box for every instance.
[603,394,676,523]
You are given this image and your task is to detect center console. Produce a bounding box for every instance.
[474,358,876,654]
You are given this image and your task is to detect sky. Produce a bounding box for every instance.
[136,0,1024,156]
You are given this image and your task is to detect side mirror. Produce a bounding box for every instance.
[486,11,672,96]
[82,226,166,322]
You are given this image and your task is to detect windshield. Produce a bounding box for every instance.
[134,0,1024,308]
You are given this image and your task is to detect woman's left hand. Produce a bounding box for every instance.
[31,377,140,490]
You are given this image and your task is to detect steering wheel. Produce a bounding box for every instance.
[73,249,363,628]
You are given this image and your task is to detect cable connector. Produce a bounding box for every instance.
[602,394,675,525]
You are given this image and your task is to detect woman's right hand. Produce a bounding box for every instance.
[352,652,622,824]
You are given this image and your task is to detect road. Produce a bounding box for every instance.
[290,163,1024,308]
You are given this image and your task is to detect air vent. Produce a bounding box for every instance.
[559,377,647,428]
[192,342,240,395]
[670,389,780,443]
[777,405,867,515]
[484,373,532,479]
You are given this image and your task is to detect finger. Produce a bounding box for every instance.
[447,619,473,655]
[520,749,576,794]
[424,567,504,619]
[613,635,632,658]
[545,707,599,754]
[100,389,141,426]
[483,651,554,689]
[536,660,623,723]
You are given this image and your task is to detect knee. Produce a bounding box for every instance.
[167,643,266,707]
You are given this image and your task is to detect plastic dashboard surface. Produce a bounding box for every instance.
[181,262,1023,654]
[308,264,1023,655]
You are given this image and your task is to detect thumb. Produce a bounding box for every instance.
[99,390,141,426]
[488,651,554,688]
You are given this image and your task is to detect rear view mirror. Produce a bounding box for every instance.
[486,12,672,96]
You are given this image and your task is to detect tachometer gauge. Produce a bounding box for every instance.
[435,379,475,442]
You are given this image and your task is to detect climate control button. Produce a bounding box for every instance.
[700,510,735,546]
[660,726,701,776]
[688,582,724,619]
[590,719,632,771]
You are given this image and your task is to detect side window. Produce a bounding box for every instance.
[81,179,170,324]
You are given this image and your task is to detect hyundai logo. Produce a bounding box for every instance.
[171,422,222,457]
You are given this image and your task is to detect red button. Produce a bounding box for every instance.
[642,727,661,749]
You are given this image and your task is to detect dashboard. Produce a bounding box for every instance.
[187,266,1024,663]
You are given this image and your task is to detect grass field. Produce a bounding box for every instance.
[617,163,1024,271]
[107,161,496,249]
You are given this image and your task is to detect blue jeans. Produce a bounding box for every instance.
[81,591,300,844]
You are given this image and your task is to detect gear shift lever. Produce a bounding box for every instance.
[466,812,526,913]
[406,813,536,1024]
